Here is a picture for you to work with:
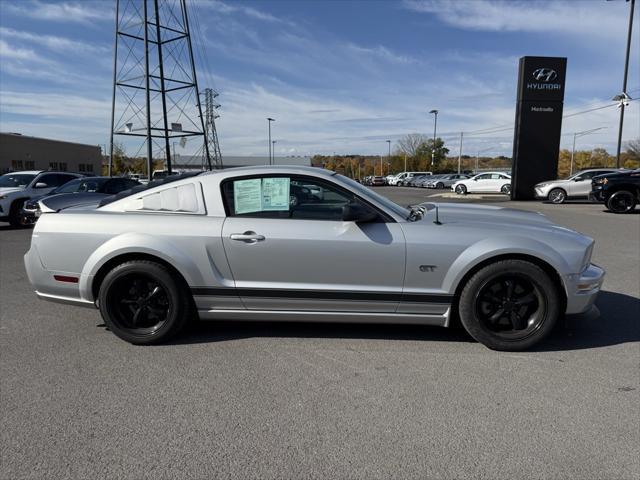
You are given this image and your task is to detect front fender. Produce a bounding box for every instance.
[78,232,205,301]
[442,235,571,295]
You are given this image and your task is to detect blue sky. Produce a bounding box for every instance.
[0,0,638,158]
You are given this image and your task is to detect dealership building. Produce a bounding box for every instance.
[0,132,103,175]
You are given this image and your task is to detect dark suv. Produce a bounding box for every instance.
[590,169,640,213]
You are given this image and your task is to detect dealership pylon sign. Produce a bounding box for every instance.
[511,56,567,200]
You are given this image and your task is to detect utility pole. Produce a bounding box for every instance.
[457,132,464,174]
[615,0,635,168]
[109,0,208,180]
[272,140,277,164]
[386,140,391,175]
[203,88,223,169]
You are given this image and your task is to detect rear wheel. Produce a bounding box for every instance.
[500,184,511,195]
[436,182,444,189]
[548,188,566,204]
[455,184,467,195]
[458,259,560,351]
[8,199,28,228]
[98,260,190,344]
[606,190,636,213]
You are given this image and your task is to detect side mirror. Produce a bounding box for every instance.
[342,202,378,223]
[34,182,48,188]
[574,177,583,182]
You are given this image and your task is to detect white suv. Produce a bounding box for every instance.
[0,171,82,226]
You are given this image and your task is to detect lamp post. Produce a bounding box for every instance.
[570,127,607,175]
[614,0,635,168]
[267,117,275,165]
[429,109,438,166]
[272,140,277,165]
[386,140,391,176]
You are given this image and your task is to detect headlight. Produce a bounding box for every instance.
[0,195,8,200]
[580,243,594,273]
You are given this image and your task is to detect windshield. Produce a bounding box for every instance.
[0,173,36,188]
[337,174,410,218]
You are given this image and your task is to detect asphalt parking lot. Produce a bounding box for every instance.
[1,188,638,479]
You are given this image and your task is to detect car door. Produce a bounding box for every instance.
[470,174,491,192]
[220,174,406,312]
[571,171,611,197]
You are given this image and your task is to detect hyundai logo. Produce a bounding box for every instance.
[532,68,557,82]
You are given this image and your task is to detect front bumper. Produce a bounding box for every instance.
[564,264,605,314]
[534,186,551,199]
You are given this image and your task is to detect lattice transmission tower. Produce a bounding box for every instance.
[108,0,212,179]
[203,88,223,169]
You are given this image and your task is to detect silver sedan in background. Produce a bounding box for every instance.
[424,174,471,189]
[534,168,620,204]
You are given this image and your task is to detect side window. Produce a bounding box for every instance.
[476,174,490,180]
[103,179,125,194]
[222,175,355,221]
[37,174,58,187]
[57,174,77,186]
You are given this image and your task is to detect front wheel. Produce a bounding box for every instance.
[436,182,444,189]
[548,188,566,204]
[455,184,467,195]
[606,190,636,213]
[458,259,560,351]
[8,199,28,228]
[98,260,190,344]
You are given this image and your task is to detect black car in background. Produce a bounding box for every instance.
[590,169,640,213]
[22,176,141,223]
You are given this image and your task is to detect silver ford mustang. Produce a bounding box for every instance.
[24,166,604,350]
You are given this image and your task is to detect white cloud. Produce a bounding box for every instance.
[2,0,112,23]
[0,27,109,54]
[404,0,625,40]
[0,91,111,119]
[197,0,296,26]
[345,43,421,65]
[0,39,44,62]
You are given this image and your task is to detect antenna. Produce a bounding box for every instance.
[108,0,209,179]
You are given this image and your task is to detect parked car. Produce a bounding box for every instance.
[22,176,142,222]
[406,174,432,187]
[453,172,512,195]
[590,169,640,213]
[415,174,443,188]
[425,174,471,189]
[0,171,83,226]
[25,166,603,351]
[534,168,620,204]
[384,175,396,185]
[395,171,433,186]
[371,176,386,186]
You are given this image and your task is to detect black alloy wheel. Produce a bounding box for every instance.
[109,275,170,334]
[606,190,636,213]
[474,274,545,341]
[99,260,190,344]
[458,259,559,351]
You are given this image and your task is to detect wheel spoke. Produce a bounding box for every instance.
[132,307,143,326]
[510,311,527,330]
[489,308,505,323]
[515,292,536,306]
[146,286,161,300]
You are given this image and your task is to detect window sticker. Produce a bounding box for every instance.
[234,178,263,214]
[261,177,290,211]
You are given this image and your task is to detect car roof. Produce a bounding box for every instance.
[2,170,43,175]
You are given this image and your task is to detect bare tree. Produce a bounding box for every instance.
[396,133,429,157]
[625,138,640,161]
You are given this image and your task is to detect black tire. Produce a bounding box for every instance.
[548,188,566,204]
[436,182,444,189]
[606,190,636,213]
[455,184,467,195]
[8,199,28,228]
[500,184,511,195]
[458,259,560,351]
[98,260,190,345]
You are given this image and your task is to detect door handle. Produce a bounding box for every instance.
[230,231,265,243]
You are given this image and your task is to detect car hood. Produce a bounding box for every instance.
[40,192,107,211]
[418,202,582,237]
[0,187,24,196]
